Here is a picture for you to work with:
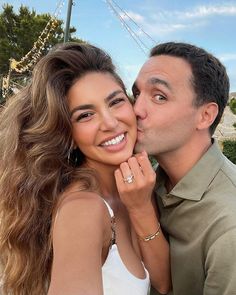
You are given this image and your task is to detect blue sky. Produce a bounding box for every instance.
[1,0,236,93]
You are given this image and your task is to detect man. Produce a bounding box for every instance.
[132,42,236,295]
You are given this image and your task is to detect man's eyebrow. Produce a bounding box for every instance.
[132,78,171,94]
[70,90,124,117]
[148,77,172,90]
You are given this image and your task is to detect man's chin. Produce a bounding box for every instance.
[134,142,144,154]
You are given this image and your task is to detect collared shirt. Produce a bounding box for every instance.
[151,140,236,295]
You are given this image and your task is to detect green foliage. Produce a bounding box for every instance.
[229,97,236,114]
[233,122,236,129]
[0,4,83,75]
[222,140,236,164]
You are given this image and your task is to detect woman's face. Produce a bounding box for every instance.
[67,72,137,169]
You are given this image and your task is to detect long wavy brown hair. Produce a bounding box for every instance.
[0,42,126,295]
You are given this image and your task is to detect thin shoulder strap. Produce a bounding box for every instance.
[102,199,114,217]
[102,199,116,246]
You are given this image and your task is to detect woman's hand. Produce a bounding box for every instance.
[114,151,156,214]
[115,152,171,294]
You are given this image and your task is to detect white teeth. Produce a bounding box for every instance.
[102,134,125,146]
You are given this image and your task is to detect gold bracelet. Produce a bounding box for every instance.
[139,223,161,242]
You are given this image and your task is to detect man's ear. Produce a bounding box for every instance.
[197,102,219,130]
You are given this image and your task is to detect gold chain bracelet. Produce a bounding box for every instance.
[139,222,161,242]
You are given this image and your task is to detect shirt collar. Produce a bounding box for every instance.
[156,140,225,207]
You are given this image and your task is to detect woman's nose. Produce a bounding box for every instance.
[99,111,119,131]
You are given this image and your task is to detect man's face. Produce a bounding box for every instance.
[133,55,202,158]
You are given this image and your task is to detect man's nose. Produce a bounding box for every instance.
[133,95,147,119]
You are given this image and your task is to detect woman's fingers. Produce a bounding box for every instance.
[115,152,156,200]
[119,162,134,182]
[134,151,154,176]
[116,152,156,187]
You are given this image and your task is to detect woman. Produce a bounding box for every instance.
[0,43,170,295]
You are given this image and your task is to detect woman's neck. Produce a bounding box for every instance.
[83,160,120,202]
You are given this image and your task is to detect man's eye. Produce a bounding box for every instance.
[76,112,93,122]
[154,94,166,102]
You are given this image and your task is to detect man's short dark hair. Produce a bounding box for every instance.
[150,42,230,135]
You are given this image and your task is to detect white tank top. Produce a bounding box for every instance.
[102,200,150,295]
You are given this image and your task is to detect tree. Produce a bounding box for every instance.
[0,4,84,103]
[223,140,236,164]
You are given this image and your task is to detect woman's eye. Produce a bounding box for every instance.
[154,94,167,102]
[76,112,93,122]
[110,98,125,107]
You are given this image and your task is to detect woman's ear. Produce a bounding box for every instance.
[196,102,219,130]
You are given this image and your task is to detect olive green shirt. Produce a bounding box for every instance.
[152,140,236,295]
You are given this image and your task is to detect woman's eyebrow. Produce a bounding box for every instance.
[70,90,124,117]
[70,104,95,117]
[105,90,124,103]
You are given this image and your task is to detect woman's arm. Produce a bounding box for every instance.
[48,192,107,295]
[115,151,171,294]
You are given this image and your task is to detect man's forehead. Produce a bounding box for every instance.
[135,55,193,87]
[138,57,159,74]
[134,57,167,87]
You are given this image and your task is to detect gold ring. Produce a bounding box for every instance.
[123,174,134,184]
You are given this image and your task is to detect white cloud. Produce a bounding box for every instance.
[181,5,236,18]
[145,23,188,35]
[219,53,236,62]
[120,11,144,23]
[117,3,236,37]
[143,4,236,19]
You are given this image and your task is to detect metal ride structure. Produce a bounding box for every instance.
[105,0,156,55]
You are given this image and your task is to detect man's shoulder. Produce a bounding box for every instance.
[220,156,236,185]
[202,157,236,231]
[205,156,236,209]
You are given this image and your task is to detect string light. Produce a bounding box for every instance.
[10,17,60,73]
[1,0,65,100]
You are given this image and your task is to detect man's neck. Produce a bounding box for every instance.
[156,137,212,191]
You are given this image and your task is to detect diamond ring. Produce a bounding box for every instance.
[123,174,134,184]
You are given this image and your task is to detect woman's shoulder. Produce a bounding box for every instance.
[56,186,106,222]
[52,189,110,250]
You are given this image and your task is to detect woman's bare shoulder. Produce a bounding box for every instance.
[55,189,107,226]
